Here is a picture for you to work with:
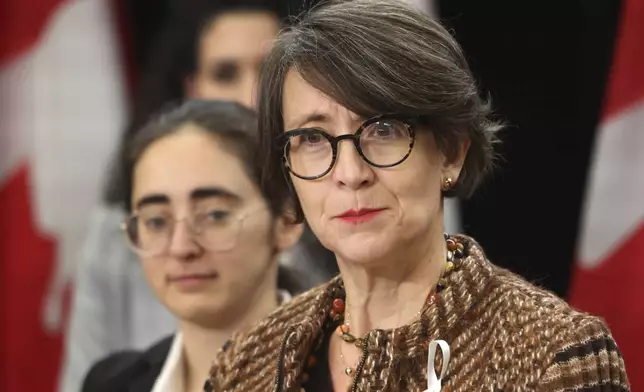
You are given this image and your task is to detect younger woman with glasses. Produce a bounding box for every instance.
[82,100,302,392]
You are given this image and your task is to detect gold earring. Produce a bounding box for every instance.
[442,177,453,191]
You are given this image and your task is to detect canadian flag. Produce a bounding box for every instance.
[0,0,125,390]
[568,0,644,389]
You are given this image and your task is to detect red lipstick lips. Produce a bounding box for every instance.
[336,208,385,224]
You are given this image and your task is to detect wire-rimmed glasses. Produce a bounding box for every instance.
[278,115,416,180]
[121,205,264,257]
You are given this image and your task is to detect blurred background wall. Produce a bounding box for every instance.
[1,0,641,391]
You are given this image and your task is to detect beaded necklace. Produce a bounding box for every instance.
[298,234,465,388]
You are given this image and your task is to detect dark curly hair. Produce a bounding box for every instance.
[257,0,503,222]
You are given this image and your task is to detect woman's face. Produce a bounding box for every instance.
[281,70,466,266]
[188,11,280,108]
[131,125,300,327]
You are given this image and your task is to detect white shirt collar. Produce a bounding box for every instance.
[151,290,292,392]
[151,333,184,392]
[278,289,292,305]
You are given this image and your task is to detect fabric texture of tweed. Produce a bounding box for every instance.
[208,236,630,391]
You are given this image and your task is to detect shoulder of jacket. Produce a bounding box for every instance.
[82,350,143,391]
[211,281,333,386]
[82,335,173,392]
[536,313,629,389]
[227,282,327,351]
[484,266,616,352]
[489,264,573,316]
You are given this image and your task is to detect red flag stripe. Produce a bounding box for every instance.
[1,0,127,390]
[109,0,137,97]
[1,0,67,386]
[0,165,59,391]
[0,0,65,64]
[570,0,644,388]
[569,224,644,387]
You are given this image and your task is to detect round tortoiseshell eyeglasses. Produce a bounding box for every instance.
[277,114,416,180]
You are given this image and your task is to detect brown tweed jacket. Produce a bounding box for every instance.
[209,236,629,391]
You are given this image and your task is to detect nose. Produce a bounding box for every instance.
[167,220,203,261]
[332,139,374,189]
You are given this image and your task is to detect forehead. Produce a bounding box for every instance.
[282,69,362,130]
[200,11,279,61]
[132,125,260,206]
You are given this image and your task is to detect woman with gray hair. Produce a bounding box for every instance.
[206,0,630,391]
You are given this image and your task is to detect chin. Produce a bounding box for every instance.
[332,233,396,265]
[173,300,228,326]
[167,290,223,316]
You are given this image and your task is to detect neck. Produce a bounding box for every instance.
[180,266,281,392]
[179,323,227,392]
[338,228,447,337]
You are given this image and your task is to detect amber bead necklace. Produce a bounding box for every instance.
[329,234,464,376]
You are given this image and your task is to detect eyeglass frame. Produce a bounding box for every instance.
[120,204,267,257]
[277,114,417,180]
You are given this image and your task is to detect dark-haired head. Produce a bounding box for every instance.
[105,0,286,205]
[134,0,287,129]
[257,0,503,264]
[123,100,304,327]
[123,100,274,213]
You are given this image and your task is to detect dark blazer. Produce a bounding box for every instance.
[82,335,173,392]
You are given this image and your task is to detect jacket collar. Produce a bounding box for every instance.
[274,235,493,391]
[113,335,173,392]
[211,236,493,391]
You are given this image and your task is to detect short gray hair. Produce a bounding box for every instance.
[258,0,503,221]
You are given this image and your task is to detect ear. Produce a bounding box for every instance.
[273,214,304,253]
[444,136,471,181]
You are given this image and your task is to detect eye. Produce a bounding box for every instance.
[209,210,229,220]
[204,209,232,224]
[143,216,168,231]
[211,61,239,84]
[363,121,406,140]
[287,131,329,151]
[301,132,325,145]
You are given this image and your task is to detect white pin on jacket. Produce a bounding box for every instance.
[424,340,450,392]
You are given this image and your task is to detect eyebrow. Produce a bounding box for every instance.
[135,194,169,210]
[209,59,238,69]
[191,187,240,201]
[134,187,241,210]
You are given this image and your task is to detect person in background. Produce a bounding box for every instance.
[58,2,326,391]
[81,100,302,392]
[207,1,629,391]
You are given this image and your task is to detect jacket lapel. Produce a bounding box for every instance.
[277,277,344,392]
[127,370,161,392]
[127,336,174,392]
